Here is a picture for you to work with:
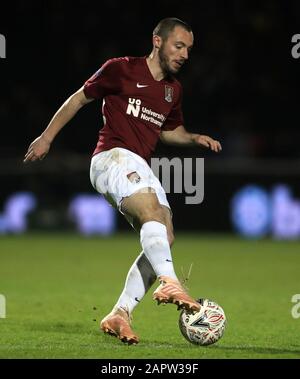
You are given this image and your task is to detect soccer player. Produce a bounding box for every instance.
[24,18,222,344]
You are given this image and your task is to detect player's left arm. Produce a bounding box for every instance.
[160,125,222,153]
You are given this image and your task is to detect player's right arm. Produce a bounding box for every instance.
[23,87,93,163]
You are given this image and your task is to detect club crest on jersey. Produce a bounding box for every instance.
[164,85,174,103]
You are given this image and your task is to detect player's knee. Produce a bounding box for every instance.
[139,205,166,225]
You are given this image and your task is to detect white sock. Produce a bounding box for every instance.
[115,251,156,314]
[140,221,177,280]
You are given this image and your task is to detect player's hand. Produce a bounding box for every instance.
[23,135,51,163]
[194,135,222,153]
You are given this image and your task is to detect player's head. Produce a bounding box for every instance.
[152,18,193,75]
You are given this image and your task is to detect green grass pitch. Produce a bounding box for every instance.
[0,233,299,358]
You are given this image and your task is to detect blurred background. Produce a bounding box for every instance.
[0,0,300,239]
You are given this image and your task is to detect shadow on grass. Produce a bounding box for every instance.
[143,341,300,355]
[23,320,98,335]
[21,322,300,356]
[208,344,300,356]
[139,338,300,356]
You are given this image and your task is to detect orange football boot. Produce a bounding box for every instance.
[153,275,200,313]
[100,307,139,345]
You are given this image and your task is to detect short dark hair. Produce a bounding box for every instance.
[153,18,192,41]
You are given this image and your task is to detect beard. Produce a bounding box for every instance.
[158,44,179,75]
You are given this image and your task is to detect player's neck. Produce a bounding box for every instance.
[146,54,165,82]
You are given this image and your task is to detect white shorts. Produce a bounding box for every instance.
[90,147,171,216]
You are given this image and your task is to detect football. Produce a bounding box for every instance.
[179,298,226,346]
